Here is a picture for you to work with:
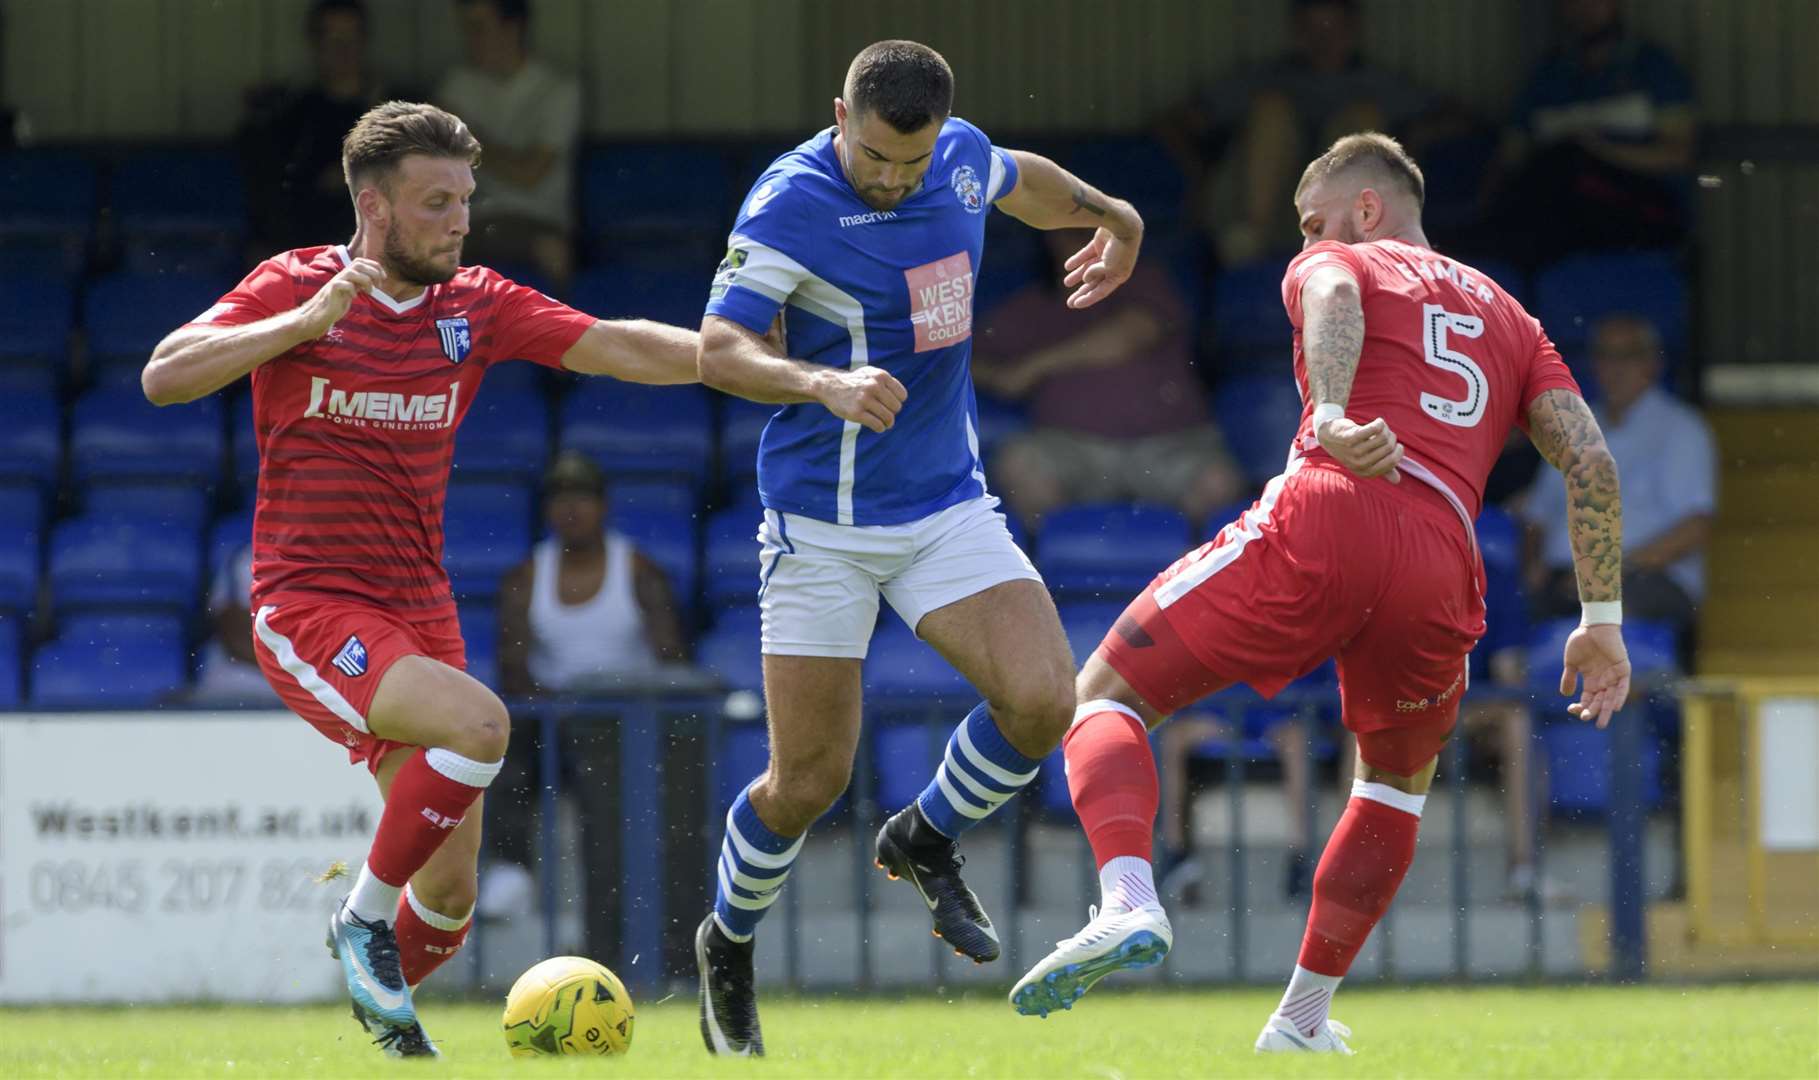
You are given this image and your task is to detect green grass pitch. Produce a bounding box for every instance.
[3,983,1814,1078]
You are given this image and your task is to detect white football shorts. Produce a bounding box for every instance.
[752,496,1042,658]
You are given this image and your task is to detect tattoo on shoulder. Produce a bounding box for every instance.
[1070,184,1108,217]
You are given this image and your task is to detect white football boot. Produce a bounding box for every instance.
[1009,904,1173,1018]
[1254,1014,1355,1054]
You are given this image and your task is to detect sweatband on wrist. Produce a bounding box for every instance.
[1580,601,1623,627]
[1312,402,1345,430]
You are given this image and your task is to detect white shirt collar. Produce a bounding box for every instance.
[334,245,430,314]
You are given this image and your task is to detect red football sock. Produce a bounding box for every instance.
[368,748,499,887]
[1297,794,1421,976]
[396,885,472,988]
[1064,701,1159,866]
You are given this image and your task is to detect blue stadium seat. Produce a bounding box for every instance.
[0,274,74,388]
[715,719,771,812]
[0,614,19,706]
[81,482,211,534]
[1468,257,1528,308]
[457,603,499,690]
[704,508,760,609]
[452,389,550,483]
[83,272,237,367]
[610,477,699,518]
[1476,504,1522,578]
[1534,252,1687,362]
[1213,372,1302,485]
[480,359,548,397]
[580,144,732,259]
[231,392,259,495]
[30,631,189,708]
[442,481,535,602]
[697,607,763,693]
[0,150,97,274]
[1202,498,1254,542]
[208,508,255,585]
[1212,260,1294,358]
[1056,601,1125,665]
[0,520,38,616]
[873,721,943,814]
[58,611,186,649]
[110,151,246,273]
[717,396,775,487]
[48,513,203,612]
[614,509,699,610]
[69,388,223,486]
[1527,616,1676,815]
[560,381,712,484]
[864,617,971,699]
[570,263,711,332]
[1038,504,1190,598]
[0,481,44,540]
[0,389,62,492]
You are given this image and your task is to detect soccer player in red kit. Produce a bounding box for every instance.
[141,102,702,1057]
[1009,133,1633,1052]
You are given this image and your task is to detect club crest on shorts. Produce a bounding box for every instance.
[951,164,985,213]
[331,635,368,678]
[436,316,472,364]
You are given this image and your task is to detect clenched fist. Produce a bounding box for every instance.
[296,257,384,339]
[817,366,907,433]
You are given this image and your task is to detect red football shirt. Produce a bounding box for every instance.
[1280,238,1582,521]
[193,245,595,614]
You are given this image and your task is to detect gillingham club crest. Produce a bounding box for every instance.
[331,635,368,678]
[951,164,985,213]
[437,316,472,364]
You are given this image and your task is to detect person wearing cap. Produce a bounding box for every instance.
[498,450,688,695]
[480,451,692,942]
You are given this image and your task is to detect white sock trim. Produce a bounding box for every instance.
[1073,698,1143,731]
[1352,778,1426,818]
[346,861,403,925]
[711,909,752,944]
[424,747,504,788]
[404,882,471,931]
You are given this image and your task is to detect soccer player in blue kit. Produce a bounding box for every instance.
[692,40,1149,1055]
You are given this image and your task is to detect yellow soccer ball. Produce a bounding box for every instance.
[501,955,634,1057]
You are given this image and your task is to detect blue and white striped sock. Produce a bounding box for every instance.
[711,784,805,943]
[914,703,1042,838]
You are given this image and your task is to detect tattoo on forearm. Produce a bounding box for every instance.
[1070,184,1108,217]
[1529,389,1623,603]
[1303,289,1364,407]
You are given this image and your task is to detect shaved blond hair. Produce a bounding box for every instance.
[1296,131,1425,209]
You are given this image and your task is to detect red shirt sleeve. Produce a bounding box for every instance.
[484,272,597,369]
[189,257,298,328]
[1281,241,1370,328]
[1515,320,1584,434]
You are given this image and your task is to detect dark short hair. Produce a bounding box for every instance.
[1296,131,1425,208]
[844,40,954,134]
[460,0,529,28]
[307,0,366,38]
[342,101,482,195]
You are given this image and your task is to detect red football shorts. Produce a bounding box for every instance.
[1098,460,1485,777]
[249,595,467,773]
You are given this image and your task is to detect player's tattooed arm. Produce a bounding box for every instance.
[998,150,1143,308]
[1526,388,1623,603]
[1299,265,1365,408]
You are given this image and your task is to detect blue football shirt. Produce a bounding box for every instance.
[706,118,1020,526]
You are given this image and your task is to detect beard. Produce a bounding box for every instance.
[383,229,459,286]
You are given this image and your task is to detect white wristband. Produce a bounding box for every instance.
[1312,402,1345,431]
[1580,601,1623,627]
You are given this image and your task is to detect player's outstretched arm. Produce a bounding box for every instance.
[142,257,384,405]
[561,319,701,385]
[698,315,906,434]
[1527,387,1630,726]
[995,150,1143,309]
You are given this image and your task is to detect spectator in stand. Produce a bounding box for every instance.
[1157,0,1435,265]
[436,0,581,290]
[1480,0,1697,265]
[974,228,1243,532]
[483,451,695,969]
[1522,313,1713,637]
[239,0,393,256]
[186,542,284,707]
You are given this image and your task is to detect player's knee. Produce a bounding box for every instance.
[994,676,1075,745]
[450,694,510,762]
[414,871,477,920]
[761,754,851,828]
